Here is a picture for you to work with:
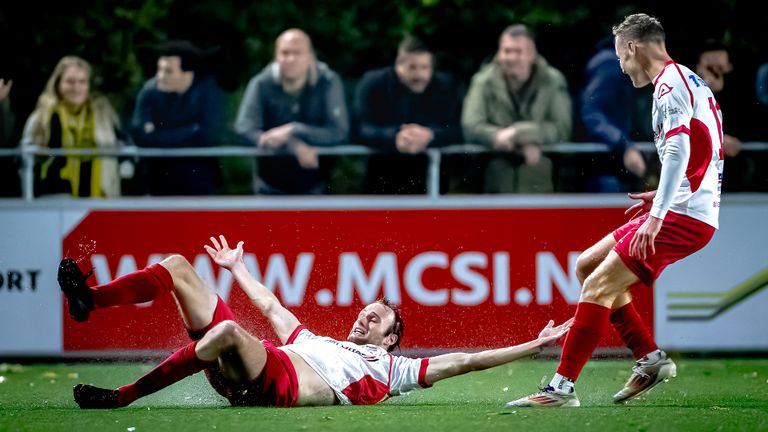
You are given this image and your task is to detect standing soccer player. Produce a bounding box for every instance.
[507,13,724,407]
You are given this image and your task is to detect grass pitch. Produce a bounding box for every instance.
[1,358,766,432]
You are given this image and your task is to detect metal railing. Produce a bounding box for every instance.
[5,141,768,201]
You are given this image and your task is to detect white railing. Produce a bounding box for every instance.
[6,141,768,201]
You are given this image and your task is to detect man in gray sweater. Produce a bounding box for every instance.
[235,29,349,194]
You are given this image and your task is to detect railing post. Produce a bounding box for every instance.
[21,146,34,202]
[427,148,441,199]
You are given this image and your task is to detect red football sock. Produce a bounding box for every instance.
[117,340,214,406]
[556,302,611,381]
[610,302,658,359]
[91,264,173,308]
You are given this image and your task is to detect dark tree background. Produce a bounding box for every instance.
[1,0,766,193]
[3,0,766,132]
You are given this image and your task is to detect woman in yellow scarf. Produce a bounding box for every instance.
[22,56,122,197]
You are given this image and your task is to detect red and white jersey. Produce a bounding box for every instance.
[650,60,724,228]
[283,326,430,405]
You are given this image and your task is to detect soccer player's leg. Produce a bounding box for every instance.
[605,213,718,404]
[72,255,232,408]
[507,252,636,408]
[159,254,221,336]
[195,320,268,384]
[609,289,675,403]
[77,321,269,409]
[576,223,666,402]
[75,338,218,409]
[58,254,179,322]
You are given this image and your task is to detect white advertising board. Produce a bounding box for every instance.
[656,203,768,350]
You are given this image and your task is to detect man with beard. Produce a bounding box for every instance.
[354,36,463,194]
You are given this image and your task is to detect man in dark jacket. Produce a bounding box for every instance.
[132,40,223,196]
[580,37,651,192]
[354,36,463,194]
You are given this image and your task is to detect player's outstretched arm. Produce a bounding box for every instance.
[423,318,572,386]
[204,235,301,344]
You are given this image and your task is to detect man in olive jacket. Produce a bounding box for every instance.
[462,24,572,193]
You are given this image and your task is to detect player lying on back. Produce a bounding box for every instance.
[61,235,572,408]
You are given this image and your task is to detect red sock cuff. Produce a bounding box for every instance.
[145,263,174,295]
[572,302,611,334]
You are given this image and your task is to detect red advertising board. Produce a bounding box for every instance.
[62,208,653,352]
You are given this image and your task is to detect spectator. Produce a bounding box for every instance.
[235,29,349,195]
[757,62,768,107]
[694,41,741,157]
[354,35,463,194]
[0,78,12,146]
[462,24,571,193]
[132,40,223,196]
[22,56,122,198]
[580,37,651,192]
[0,77,19,197]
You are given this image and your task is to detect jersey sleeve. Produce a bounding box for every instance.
[652,80,693,220]
[389,356,431,396]
[659,81,693,140]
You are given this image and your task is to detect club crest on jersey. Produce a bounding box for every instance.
[657,83,673,99]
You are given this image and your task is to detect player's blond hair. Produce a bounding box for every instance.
[612,13,665,43]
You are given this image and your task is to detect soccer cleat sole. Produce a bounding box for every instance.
[506,395,581,408]
[58,259,93,322]
[73,384,121,409]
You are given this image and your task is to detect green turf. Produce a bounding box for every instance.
[1,358,767,432]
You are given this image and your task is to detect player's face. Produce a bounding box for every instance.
[497,34,535,81]
[615,37,650,88]
[395,52,434,94]
[58,65,90,108]
[276,33,312,82]
[347,303,396,348]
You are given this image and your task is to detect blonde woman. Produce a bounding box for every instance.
[23,56,122,197]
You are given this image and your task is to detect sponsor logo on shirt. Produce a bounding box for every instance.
[657,83,674,99]
[662,106,683,119]
[325,338,381,362]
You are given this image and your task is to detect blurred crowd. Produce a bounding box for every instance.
[1,24,767,198]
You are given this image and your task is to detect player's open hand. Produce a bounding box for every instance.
[625,190,656,220]
[629,215,663,260]
[204,235,244,271]
[537,317,573,346]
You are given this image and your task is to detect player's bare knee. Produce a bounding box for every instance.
[575,252,597,284]
[161,254,193,275]
[161,254,203,292]
[206,320,243,349]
